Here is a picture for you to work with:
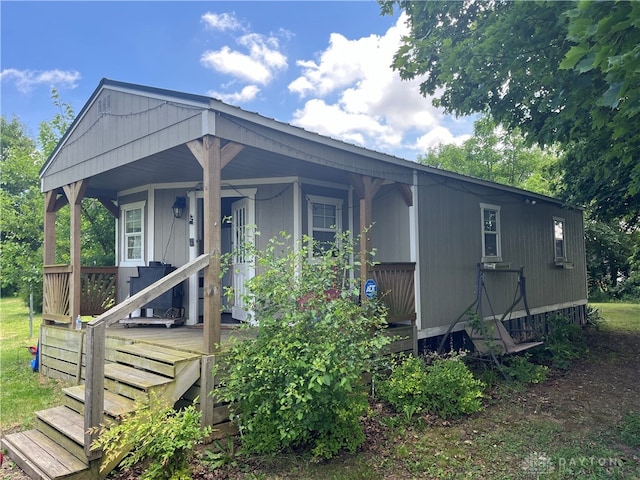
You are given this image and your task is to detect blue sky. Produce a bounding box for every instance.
[1,1,473,160]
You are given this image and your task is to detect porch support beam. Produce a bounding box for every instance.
[350,174,383,300]
[63,179,89,326]
[187,139,244,170]
[98,197,120,218]
[396,182,413,207]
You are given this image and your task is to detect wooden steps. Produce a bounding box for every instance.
[1,342,201,480]
[1,430,91,480]
[63,385,137,420]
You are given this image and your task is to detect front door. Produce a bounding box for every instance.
[231,197,255,322]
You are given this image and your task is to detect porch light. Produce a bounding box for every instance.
[172,196,186,218]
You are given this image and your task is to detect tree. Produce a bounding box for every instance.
[1,90,115,308]
[0,117,44,299]
[584,219,634,301]
[380,0,640,227]
[420,115,558,195]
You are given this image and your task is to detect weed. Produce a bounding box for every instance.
[501,354,549,384]
[201,438,239,469]
[620,412,640,448]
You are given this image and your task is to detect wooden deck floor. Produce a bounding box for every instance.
[105,323,251,355]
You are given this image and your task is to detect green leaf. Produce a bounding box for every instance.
[560,44,590,70]
[599,82,623,108]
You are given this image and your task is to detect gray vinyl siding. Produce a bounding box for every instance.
[371,184,411,262]
[152,189,190,266]
[416,173,587,331]
[254,184,295,251]
[42,89,205,192]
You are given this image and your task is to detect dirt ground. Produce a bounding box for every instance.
[2,324,639,479]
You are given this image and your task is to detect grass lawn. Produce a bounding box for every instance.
[592,302,640,330]
[0,297,69,434]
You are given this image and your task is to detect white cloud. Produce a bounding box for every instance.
[0,68,81,93]
[292,98,402,149]
[288,14,471,155]
[201,12,243,32]
[414,127,471,151]
[208,85,261,104]
[200,30,287,85]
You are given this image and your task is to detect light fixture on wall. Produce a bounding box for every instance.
[172,196,186,218]
[524,197,537,205]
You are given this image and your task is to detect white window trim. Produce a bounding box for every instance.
[553,216,567,261]
[307,195,343,259]
[480,203,502,262]
[120,201,146,267]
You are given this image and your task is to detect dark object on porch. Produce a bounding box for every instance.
[125,263,185,327]
[129,263,183,312]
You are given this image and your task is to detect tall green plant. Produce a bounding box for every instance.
[214,232,389,459]
[91,396,210,480]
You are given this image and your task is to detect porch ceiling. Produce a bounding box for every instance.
[84,142,352,199]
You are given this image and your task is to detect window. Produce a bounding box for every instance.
[121,201,145,265]
[553,217,566,260]
[480,203,502,261]
[97,95,111,115]
[307,195,343,257]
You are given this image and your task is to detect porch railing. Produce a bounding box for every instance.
[43,265,118,323]
[83,253,212,460]
[371,262,416,325]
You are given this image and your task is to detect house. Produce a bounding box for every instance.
[2,79,587,479]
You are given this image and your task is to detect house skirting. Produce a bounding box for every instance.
[418,301,588,354]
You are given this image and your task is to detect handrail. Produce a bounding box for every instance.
[84,252,212,458]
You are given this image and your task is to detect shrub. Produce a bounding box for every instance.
[379,354,485,420]
[423,355,485,418]
[532,314,588,369]
[502,355,549,384]
[377,355,430,422]
[91,396,210,480]
[214,232,389,460]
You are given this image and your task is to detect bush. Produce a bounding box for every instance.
[423,355,486,418]
[532,314,588,369]
[377,355,430,422]
[91,396,210,480]
[379,354,485,420]
[214,232,389,460]
[502,355,549,384]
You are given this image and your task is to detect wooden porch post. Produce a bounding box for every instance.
[188,136,244,354]
[202,136,222,354]
[44,191,57,265]
[63,180,89,326]
[350,175,383,300]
